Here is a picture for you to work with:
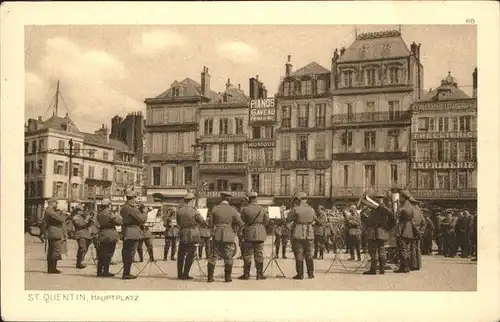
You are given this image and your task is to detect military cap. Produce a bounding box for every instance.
[247,191,258,198]
[47,197,58,203]
[102,198,111,206]
[399,189,418,203]
[295,191,307,199]
[372,193,386,199]
[184,192,195,200]
[220,191,232,197]
[126,190,137,198]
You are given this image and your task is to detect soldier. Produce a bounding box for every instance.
[393,189,415,273]
[72,203,95,269]
[361,194,396,275]
[43,198,67,274]
[346,205,362,261]
[442,212,456,257]
[207,191,244,283]
[96,199,123,277]
[235,196,249,259]
[409,200,425,271]
[435,211,445,255]
[238,191,270,280]
[198,217,212,260]
[470,212,477,261]
[313,205,329,260]
[120,191,147,280]
[274,220,290,259]
[455,211,470,258]
[422,210,435,255]
[163,207,179,261]
[137,204,155,262]
[286,192,316,280]
[177,192,207,280]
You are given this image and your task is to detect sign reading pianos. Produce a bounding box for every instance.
[249,98,276,124]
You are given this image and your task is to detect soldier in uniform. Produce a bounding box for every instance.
[470,212,477,261]
[286,192,317,279]
[393,189,415,273]
[313,205,329,260]
[235,196,249,259]
[435,211,445,255]
[422,210,435,255]
[163,207,179,261]
[120,191,147,280]
[409,200,425,271]
[274,220,290,259]
[198,219,212,260]
[455,211,471,258]
[177,192,207,280]
[44,198,67,274]
[137,204,155,262]
[346,205,362,261]
[207,191,244,283]
[442,212,456,257]
[238,191,270,280]
[96,199,122,277]
[72,204,95,269]
[361,194,396,275]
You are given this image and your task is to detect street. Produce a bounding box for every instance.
[25,234,477,291]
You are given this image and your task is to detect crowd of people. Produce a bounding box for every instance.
[30,188,477,281]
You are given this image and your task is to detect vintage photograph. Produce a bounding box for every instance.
[24,24,478,292]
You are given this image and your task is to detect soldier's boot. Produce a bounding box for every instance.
[238,262,251,280]
[256,262,267,280]
[96,261,104,277]
[198,246,203,259]
[319,248,324,260]
[103,260,115,277]
[176,258,184,279]
[76,256,86,269]
[163,246,169,261]
[313,248,318,259]
[47,259,56,274]
[282,246,287,259]
[148,248,156,262]
[224,264,233,283]
[171,244,177,261]
[138,249,144,263]
[182,256,194,280]
[378,256,386,275]
[363,257,378,275]
[306,259,315,279]
[207,263,215,283]
[357,249,362,261]
[403,259,410,273]
[293,260,304,280]
[53,259,61,274]
[274,245,280,258]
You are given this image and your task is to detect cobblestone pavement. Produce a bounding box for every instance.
[25,235,476,291]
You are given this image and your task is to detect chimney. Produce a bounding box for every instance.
[256,75,259,81]
[472,67,477,98]
[201,66,211,97]
[226,78,232,89]
[65,113,69,119]
[238,84,241,90]
[95,124,110,143]
[38,116,42,121]
[286,55,292,76]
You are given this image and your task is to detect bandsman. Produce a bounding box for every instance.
[274,220,290,259]
[72,203,95,269]
[470,212,477,261]
[120,191,147,280]
[238,191,269,280]
[137,204,155,262]
[422,210,435,255]
[96,198,123,277]
[455,211,471,258]
[206,191,244,283]
[442,211,456,258]
[286,192,316,280]
[435,211,445,255]
[313,205,329,260]
[346,205,362,261]
[409,199,425,271]
[177,192,207,280]
[198,219,212,260]
[163,207,179,261]
[393,189,415,273]
[43,198,67,274]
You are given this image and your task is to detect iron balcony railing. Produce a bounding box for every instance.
[332,111,412,125]
[331,185,404,198]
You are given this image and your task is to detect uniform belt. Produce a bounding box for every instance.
[215,224,229,227]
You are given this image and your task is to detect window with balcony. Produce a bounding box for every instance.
[316,79,327,94]
[58,140,65,152]
[298,104,309,128]
[73,143,80,156]
[315,104,326,127]
[459,116,471,132]
[388,131,399,151]
[346,103,354,121]
[366,101,375,114]
[297,134,308,161]
[301,79,313,95]
[436,172,450,189]
[218,144,228,162]
[38,139,44,152]
[457,171,468,189]
[235,118,244,135]
[283,81,295,96]
[37,159,43,175]
[343,165,349,187]
[88,166,95,179]
[217,179,229,191]
[219,118,229,135]
[204,119,213,135]
[264,126,274,139]
[418,171,432,189]
[230,183,244,192]
[89,150,96,158]
[390,164,398,185]
[281,135,291,160]
[366,69,376,86]
[152,167,161,186]
[296,170,309,194]
[203,144,212,163]
[103,151,108,161]
[315,133,326,159]
[53,181,67,198]
[234,144,244,162]
[343,70,353,87]
[388,100,400,120]
[72,165,79,177]
[314,170,325,196]
[280,173,291,195]
[261,174,273,195]
[251,175,259,193]
[53,160,64,175]
[184,166,193,185]
[364,164,375,188]
[264,149,274,166]
[252,126,261,139]
[341,131,353,150]
[364,131,376,151]
[102,168,108,181]
[282,106,291,128]
[389,67,399,84]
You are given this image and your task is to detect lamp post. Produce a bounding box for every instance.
[192,137,207,207]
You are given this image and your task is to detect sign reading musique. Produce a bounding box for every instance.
[248,140,276,148]
[412,161,476,169]
[249,98,276,123]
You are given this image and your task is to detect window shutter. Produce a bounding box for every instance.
[53,161,58,174]
[64,162,68,175]
[52,181,57,197]
[63,183,67,198]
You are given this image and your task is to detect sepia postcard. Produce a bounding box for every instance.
[1,1,499,321]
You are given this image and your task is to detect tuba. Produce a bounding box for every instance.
[357,189,380,210]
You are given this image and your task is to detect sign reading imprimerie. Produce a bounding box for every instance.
[249,98,276,124]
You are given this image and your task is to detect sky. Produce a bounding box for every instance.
[25,25,477,133]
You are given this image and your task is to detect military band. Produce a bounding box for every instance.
[39,187,477,281]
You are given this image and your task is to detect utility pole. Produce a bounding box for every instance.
[192,137,206,207]
[54,80,60,117]
[67,138,73,212]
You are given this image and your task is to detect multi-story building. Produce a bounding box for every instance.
[144,66,216,204]
[275,55,334,208]
[110,111,145,160]
[247,76,276,206]
[409,69,477,208]
[330,30,424,202]
[199,78,250,207]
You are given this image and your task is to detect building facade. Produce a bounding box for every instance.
[144,67,216,204]
[110,111,145,160]
[409,70,477,208]
[330,30,424,201]
[275,56,334,207]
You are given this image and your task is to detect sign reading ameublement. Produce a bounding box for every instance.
[249,98,276,124]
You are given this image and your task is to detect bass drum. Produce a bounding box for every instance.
[215,242,237,259]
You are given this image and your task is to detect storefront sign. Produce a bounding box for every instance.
[204,191,247,197]
[248,166,276,173]
[412,189,477,199]
[412,132,477,140]
[278,160,331,170]
[412,100,477,113]
[249,98,276,124]
[199,163,246,171]
[248,140,276,148]
[411,162,476,169]
[111,196,147,202]
[201,134,247,143]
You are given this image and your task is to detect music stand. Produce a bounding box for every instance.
[85,242,97,264]
[263,207,286,278]
[135,259,168,277]
[193,245,206,276]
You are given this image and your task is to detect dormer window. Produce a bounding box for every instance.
[172,87,181,97]
[301,79,312,95]
[360,45,368,59]
[343,70,354,87]
[283,81,295,96]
